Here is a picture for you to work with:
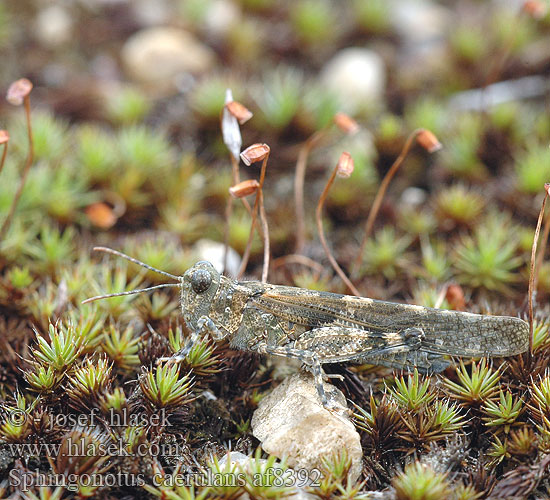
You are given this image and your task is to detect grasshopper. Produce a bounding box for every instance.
[84,247,529,408]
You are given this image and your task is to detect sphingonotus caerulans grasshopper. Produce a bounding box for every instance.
[83,247,529,409]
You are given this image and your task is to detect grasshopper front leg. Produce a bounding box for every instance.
[259,326,425,407]
[157,315,226,364]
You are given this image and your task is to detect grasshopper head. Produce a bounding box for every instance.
[181,261,221,330]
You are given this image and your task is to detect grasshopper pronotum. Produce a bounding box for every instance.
[84,247,529,408]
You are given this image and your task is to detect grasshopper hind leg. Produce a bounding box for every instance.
[372,351,450,374]
[258,326,423,407]
[257,326,433,408]
[257,344,332,407]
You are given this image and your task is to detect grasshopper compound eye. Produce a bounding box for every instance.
[191,269,212,294]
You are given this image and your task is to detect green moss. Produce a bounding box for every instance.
[361,227,411,280]
[404,98,446,137]
[444,359,500,406]
[105,86,152,125]
[301,83,340,131]
[442,114,487,180]
[290,0,336,46]
[140,364,194,408]
[378,114,403,142]
[515,142,550,194]
[434,184,485,227]
[454,213,523,293]
[189,75,244,121]
[256,68,303,130]
[450,26,486,64]
[393,462,451,500]
[76,125,118,182]
[11,111,69,162]
[353,0,390,34]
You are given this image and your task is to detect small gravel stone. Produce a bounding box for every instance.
[34,5,73,47]
[251,372,363,484]
[390,0,451,81]
[203,0,241,38]
[390,0,451,45]
[320,48,386,115]
[194,239,241,277]
[121,27,216,87]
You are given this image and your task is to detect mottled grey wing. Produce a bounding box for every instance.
[251,287,529,358]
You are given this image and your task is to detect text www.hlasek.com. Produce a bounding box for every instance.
[7,438,187,459]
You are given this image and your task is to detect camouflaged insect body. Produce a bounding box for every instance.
[179,261,529,404]
[87,250,529,407]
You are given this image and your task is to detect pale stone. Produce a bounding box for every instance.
[321,48,386,115]
[204,0,241,38]
[121,27,216,86]
[390,0,451,82]
[35,5,73,47]
[218,451,251,468]
[269,357,302,382]
[131,0,173,26]
[390,0,452,44]
[251,372,363,484]
[194,239,241,277]
[401,187,427,207]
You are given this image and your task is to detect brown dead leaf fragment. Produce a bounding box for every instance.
[85,203,117,229]
[487,455,550,499]
[446,284,466,311]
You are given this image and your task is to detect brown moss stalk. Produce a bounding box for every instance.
[259,189,270,283]
[221,97,257,275]
[528,183,550,360]
[224,153,240,273]
[316,152,360,296]
[237,145,270,278]
[271,254,325,276]
[533,205,550,292]
[294,129,327,254]
[0,80,34,241]
[0,131,8,178]
[352,128,441,275]
[294,113,359,254]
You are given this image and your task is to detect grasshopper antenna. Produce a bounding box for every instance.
[92,246,180,280]
[82,283,180,304]
[81,246,181,305]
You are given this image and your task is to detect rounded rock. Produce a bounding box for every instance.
[320,48,386,115]
[34,5,73,47]
[203,0,241,38]
[251,372,363,484]
[390,0,452,44]
[121,27,216,86]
